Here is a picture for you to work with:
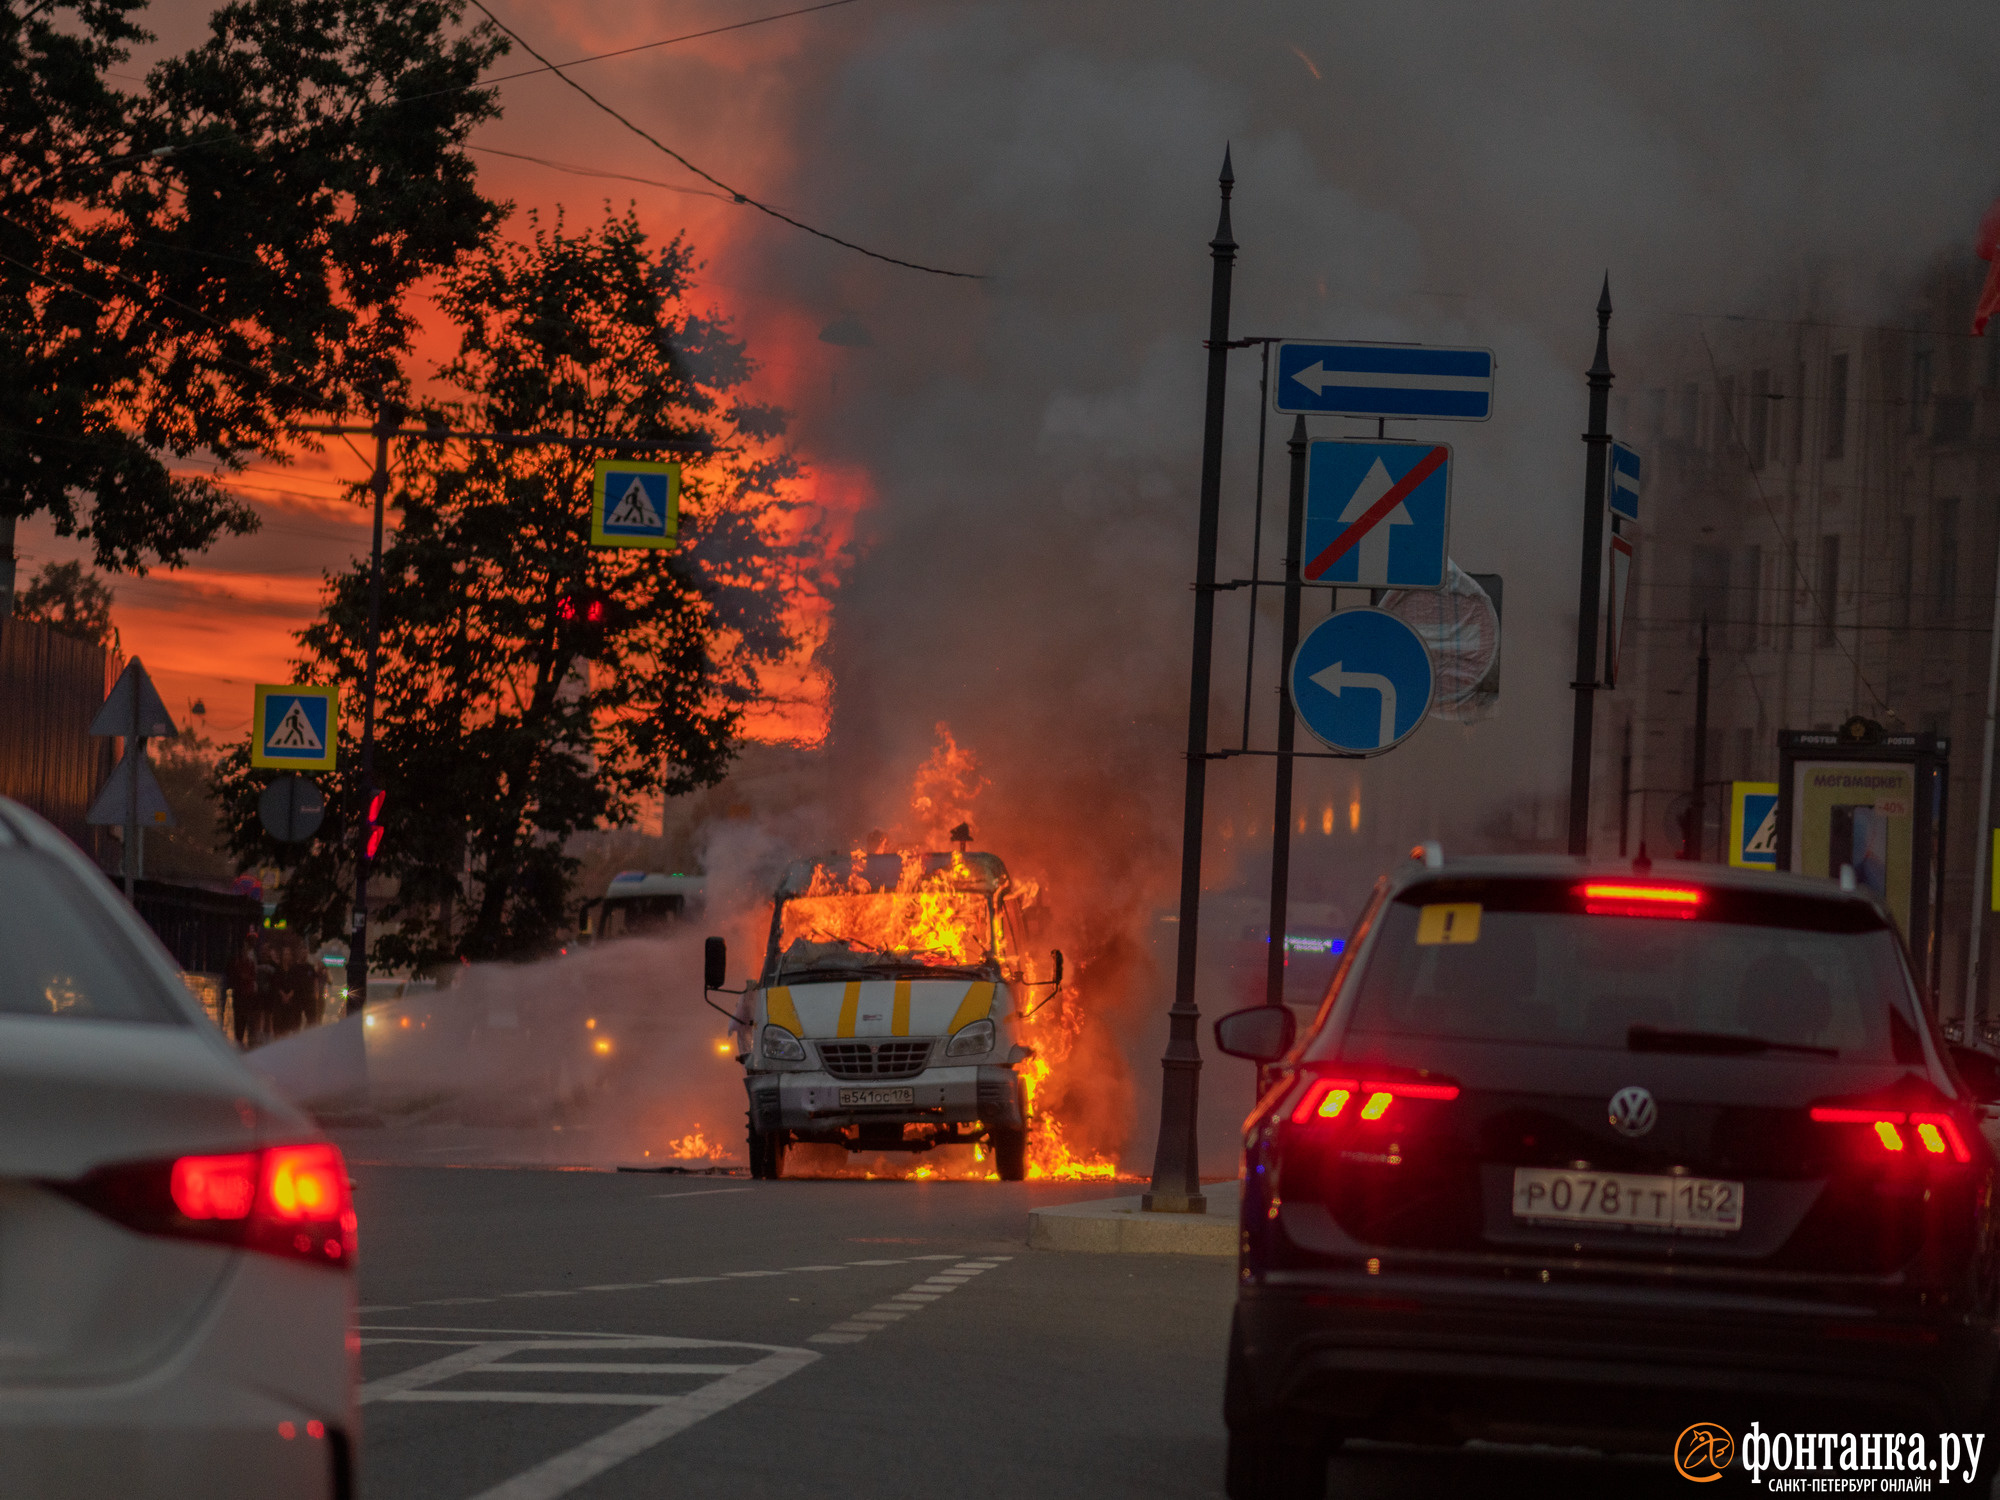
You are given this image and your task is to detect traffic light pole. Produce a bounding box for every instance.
[345,409,392,1016]
[294,416,711,1014]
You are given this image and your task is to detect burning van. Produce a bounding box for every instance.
[704,848,1061,1180]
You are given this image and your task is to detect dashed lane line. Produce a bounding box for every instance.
[807,1257,1011,1347]
[357,1252,1001,1314]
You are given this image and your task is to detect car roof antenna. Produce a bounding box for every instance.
[1633,842,1652,874]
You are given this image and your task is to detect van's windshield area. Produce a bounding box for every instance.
[773,892,997,981]
[1320,878,1927,1064]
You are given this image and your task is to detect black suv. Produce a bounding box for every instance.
[1214,853,2000,1497]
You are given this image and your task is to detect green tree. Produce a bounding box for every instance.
[1,0,506,574]
[215,208,821,969]
[13,559,117,646]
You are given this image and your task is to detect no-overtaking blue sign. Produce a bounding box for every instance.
[1303,439,1451,590]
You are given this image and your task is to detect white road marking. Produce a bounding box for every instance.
[722,1270,786,1278]
[653,1276,722,1285]
[359,1325,818,1500]
[784,1264,846,1271]
[650,1188,753,1200]
[808,1332,866,1344]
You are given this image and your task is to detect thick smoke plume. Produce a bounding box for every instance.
[355,3,2000,1172]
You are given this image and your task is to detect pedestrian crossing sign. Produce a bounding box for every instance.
[590,459,680,550]
[1729,781,1779,869]
[251,684,339,770]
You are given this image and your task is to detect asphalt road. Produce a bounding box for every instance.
[338,1149,1707,1500]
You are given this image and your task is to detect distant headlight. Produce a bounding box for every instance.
[946,1018,995,1058]
[761,1024,806,1062]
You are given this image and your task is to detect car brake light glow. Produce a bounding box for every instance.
[1291,1077,1459,1125]
[56,1143,357,1268]
[1810,1107,1971,1163]
[1579,883,1704,919]
[170,1153,258,1220]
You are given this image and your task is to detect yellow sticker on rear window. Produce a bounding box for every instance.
[1415,903,1481,945]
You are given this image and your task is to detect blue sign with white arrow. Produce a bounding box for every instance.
[1609,440,1641,523]
[1288,609,1435,756]
[1303,439,1451,589]
[1274,341,1495,421]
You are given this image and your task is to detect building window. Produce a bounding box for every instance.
[1691,545,1730,644]
[1784,539,1801,647]
[1817,534,1841,645]
[1896,516,1915,629]
[1748,369,1770,468]
[1792,361,1806,465]
[1680,383,1700,441]
[1826,353,1849,459]
[1932,496,1960,622]
[1741,544,1763,649]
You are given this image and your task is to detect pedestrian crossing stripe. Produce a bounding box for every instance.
[251,684,339,770]
[591,459,680,550]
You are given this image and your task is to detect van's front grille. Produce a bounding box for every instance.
[818,1040,933,1080]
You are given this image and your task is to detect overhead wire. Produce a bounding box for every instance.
[463,0,985,280]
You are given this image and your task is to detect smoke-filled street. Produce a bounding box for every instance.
[12,2,2000,1498]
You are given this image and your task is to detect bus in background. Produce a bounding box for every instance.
[577,871,707,944]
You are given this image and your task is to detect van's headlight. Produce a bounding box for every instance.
[761,1024,806,1062]
[946,1018,995,1058]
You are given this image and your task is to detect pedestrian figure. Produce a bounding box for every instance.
[226,926,261,1047]
[256,932,289,1041]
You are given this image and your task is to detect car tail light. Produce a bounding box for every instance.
[55,1143,357,1268]
[1810,1107,1971,1164]
[1578,882,1704,919]
[1290,1076,1459,1125]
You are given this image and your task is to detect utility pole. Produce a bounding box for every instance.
[1686,618,1710,861]
[1262,417,1310,1018]
[1146,147,1236,1216]
[1618,719,1632,858]
[1567,277,1615,856]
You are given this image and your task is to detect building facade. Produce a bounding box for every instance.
[1607,261,2000,1024]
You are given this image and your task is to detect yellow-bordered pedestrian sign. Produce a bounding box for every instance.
[252,684,339,770]
[1728,781,1779,869]
[590,459,680,549]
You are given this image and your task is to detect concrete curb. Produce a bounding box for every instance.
[1027,1182,1239,1257]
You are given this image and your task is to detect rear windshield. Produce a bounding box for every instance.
[0,849,185,1023]
[1322,877,1925,1063]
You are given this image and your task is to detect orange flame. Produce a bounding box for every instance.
[667,1125,726,1161]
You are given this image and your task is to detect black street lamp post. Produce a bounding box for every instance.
[1146,148,1237,1215]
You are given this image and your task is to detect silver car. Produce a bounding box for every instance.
[0,798,357,1498]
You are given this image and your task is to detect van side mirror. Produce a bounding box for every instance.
[1214,1006,1296,1063]
[1950,1043,2000,1105]
[703,936,728,992]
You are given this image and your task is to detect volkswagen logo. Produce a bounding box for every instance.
[1608,1086,1657,1137]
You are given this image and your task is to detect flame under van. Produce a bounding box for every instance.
[708,850,1058,1180]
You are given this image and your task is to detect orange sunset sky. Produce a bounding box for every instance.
[26,0,888,748]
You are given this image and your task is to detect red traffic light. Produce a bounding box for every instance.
[363,788,386,861]
[554,585,622,658]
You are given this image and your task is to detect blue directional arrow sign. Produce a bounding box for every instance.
[1288,609,1435,756]
[1609,440,1642,523]
[1274,341,1495,421]
[1303,439,1451,589]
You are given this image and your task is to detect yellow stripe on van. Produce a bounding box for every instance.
[947,981,995,1034]
[766,986,803,1035]
[836,981,862,1038]
[891,980,912,1037]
